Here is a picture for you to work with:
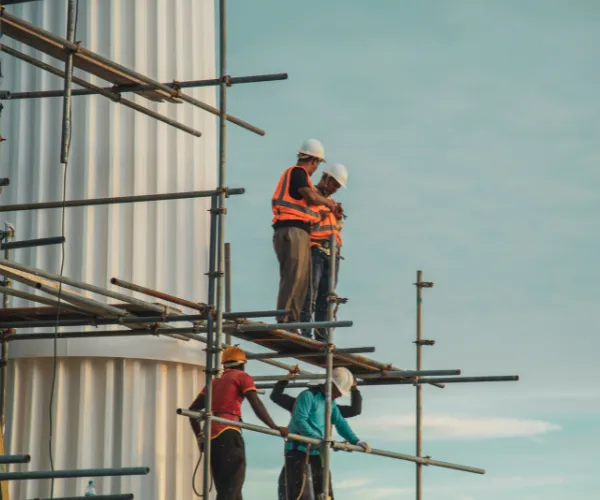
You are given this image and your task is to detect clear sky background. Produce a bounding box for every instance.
[218,1,600,499]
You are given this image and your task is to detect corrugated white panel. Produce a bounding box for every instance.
[6,356,207,499]
[1,2,218,499]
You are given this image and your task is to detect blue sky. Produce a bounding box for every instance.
[217,1,599,499]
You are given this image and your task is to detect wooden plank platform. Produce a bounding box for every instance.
[229,323,412,381]
[1,10,181,103]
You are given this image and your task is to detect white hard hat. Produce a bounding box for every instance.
[332,367,354,397]
[298,139,326,162]
[323,163,348,188]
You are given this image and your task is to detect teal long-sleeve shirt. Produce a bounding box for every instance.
[286,387,360,455]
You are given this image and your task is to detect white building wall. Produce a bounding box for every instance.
[6,356,207,499]
[1,1,217,498]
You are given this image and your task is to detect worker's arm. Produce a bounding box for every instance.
[331,404,360,445]
[246,390,288,437]
[290,390,322,440]
[338,385,363,418]
[298,187,337,210]
[289,167,336,209]
[270,380,296,413]
[188,392,206,437]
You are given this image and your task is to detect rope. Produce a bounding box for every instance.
[284,443,312,500]
[192,437,213,497]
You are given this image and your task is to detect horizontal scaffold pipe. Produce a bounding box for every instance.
[0,454,30,464]
[245,346,375,360]
[5,73,289,100]
[28,495,133,500]
[0,236,65,250]
[0,188,245,213]
[237,320,352,332]
[0,467,149,481]
[176,410,485,475]
[253,375,519,390]
[0,309,289,331]
[0,313,206,331]
[6,321,352,340]
[251,369,461,383]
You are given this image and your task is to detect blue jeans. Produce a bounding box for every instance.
[300,247,340,340]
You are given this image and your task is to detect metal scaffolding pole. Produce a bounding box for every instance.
[225,242,232,346]
[0,46,202,137]
[215,0,228,378]
[59,0,76,164]
[251,369,461,383]
[1,224,14,435]
[245,346,375,360]
[0,236,65,250]
[110,277,207,313]
[30,495,133,500]
[415,270,433,500]
[4,73,288,100]
[0,467,149,481]
[322,234,337,500]
[254,375,519,390]
[0,317,349,333]
[0,187,244,213]
[201,194,218,498]
[177,410,486,475]
[0,454,30,464]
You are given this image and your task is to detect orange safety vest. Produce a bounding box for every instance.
[311,208,343,250]
[272,166,321,225]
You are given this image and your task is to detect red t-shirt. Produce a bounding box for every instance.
[200,368,256,439]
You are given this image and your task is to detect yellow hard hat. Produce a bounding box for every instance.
[222,346,247,366]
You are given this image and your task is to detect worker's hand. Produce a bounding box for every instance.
[357,441,372,453]
[333,203,344,220]
[278,426,289,439]
[325,198,337,211]
[196,434,205,453]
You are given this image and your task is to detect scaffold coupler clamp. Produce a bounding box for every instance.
[221,75,233,87]
[414,280,434,288]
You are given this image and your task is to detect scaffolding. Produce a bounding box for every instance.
[0,1,521,500]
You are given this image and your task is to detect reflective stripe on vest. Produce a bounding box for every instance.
[311,209,343,248]
[272,166,321,224]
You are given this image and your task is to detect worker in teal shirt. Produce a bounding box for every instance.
[282,367,371,499]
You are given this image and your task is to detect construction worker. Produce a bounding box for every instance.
[299,163,348,340]
[282,367,371,499]
[270,377,363,499]
[272,139,343,327]
[188,346,289,500]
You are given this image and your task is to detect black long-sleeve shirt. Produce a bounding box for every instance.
[270,380,362,417]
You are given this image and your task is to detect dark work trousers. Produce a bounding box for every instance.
[300,247,340,340]
[210,430,246,500]
[273,226,312,323]
[279,450,334,500]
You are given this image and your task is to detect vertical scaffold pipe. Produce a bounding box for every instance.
[214,0,228,377]
[322,233,337,499]
[201,195,219,498]
[416,270,424,500]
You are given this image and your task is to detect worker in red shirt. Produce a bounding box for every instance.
[188,346,289,499]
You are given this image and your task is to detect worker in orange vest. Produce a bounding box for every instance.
[271,139,343,328]
[188,346,288,499]
[300,163,348,340]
